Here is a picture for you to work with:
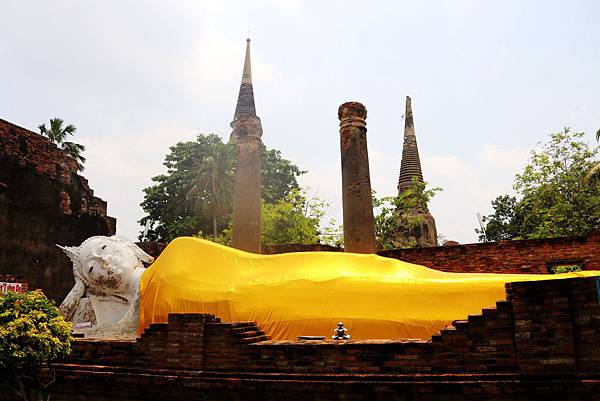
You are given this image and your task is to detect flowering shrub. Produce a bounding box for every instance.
[0,290,72,400]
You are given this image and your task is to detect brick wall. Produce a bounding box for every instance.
[380,230,600,274]
[0,119,116,302]
[36,277,600,401]
[507,277,600,374]
[262,243,343,254]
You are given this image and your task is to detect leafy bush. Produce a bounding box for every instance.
[0,290,72,401]
[551,264,583,274]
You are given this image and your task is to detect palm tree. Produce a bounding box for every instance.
[583,129,600,184]
[38,118,86,171]
[188,144,234,238]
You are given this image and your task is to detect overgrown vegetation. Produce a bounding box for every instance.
[373,179,442,250]
[550,264,583,274]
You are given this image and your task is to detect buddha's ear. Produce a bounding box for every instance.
[130,244,154,264]
[57,244,80,264]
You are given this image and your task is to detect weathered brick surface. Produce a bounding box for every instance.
[380,230,600,274]
[262,243,343,254]
[507,277,600,374]
[28,371,600,401]
[0,119,116,302]
[36,278,600,400]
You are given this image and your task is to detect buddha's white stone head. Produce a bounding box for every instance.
[58,236,154,293]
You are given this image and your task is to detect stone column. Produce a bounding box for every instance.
[338,102,376,254]
[231,115,263,253]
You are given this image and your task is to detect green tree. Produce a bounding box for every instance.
[319,219,344,247]
[373,179,442,250]
[476,195,521,241]
[262,148,306,204]
[140,134,304,242]
[583,129,600,184]
[188,141,234,238]
[0,290,73,401]
[197,188,333,246]
[478,128,600,241]
[38,118,86,171]
[261,188,326,245]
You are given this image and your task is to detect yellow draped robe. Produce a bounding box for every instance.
[139,237,598,340]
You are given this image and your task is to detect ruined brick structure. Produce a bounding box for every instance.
[9,276,597,400]
[397,96,438,247]
[0,119,115,302]
[230,39,263,253]
[339,102,376,253]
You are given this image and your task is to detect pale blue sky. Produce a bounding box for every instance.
[2,1,599,243]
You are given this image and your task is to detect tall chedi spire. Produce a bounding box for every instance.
[232,38,256,126]
[398,96,424,193]
[396,96,438,247]
[230,38,263,253]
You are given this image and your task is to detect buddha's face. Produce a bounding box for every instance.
[78,238,141,292]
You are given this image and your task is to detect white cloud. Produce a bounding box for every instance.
[477,144,529,170]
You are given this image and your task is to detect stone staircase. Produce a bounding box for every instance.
[431,299,513,343]
[229,321,271,344]
[426,299,517,372]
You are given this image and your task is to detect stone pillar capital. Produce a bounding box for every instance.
[338,102,367,129]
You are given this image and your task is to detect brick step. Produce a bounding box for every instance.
[440,326,456,336]
[234,330,266,338]
[467,314,484,324]
[231,321,257,328]
[451,320,469,331]
[231,325,261,334]
[240,335,271,344]
[495,300,512,312]
[434,298,513,343]
[482,307,497,317]
[139,323,169,338]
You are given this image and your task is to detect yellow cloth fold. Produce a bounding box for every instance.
[139,237,598,340]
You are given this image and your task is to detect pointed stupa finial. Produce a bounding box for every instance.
[242,38,252,84]
[397,96,424,194]
[404,96,414,136]
[231,38,257,127]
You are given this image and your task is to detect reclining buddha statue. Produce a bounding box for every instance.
[59,235,599,340]
[58,236,153,338]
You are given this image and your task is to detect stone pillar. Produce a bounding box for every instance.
[231,115,263,253]
[338,102,376,254]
